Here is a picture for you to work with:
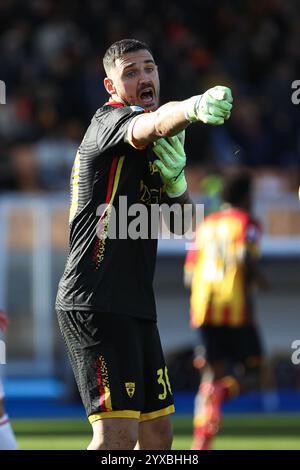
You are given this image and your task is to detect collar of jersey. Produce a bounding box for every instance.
[104,100,151,115]
[104,100,125,108]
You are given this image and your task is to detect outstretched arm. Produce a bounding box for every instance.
[129,86,233,145]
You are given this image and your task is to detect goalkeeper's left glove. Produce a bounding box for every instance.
[184,85,233,125]
[153,131,187,197]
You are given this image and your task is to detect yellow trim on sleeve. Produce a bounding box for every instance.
[139,405,175,422]
[88,410,140,423]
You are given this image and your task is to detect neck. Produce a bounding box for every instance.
[109,96,122,103]
[109,95,131,106]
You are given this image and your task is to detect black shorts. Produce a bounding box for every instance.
[57,310,175,423]
[199,324,263,366]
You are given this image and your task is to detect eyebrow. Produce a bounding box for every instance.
[123,60,155,71]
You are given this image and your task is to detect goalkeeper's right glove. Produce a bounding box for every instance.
[184,85,233,125]
[153,132,187,197]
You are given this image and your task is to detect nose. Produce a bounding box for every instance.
[139,70,150,84]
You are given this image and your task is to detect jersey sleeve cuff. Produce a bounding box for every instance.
[126,114,149,150]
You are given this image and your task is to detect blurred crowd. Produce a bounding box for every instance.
[0,0,300,192]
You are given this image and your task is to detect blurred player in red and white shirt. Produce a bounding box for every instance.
[0,310,18,450]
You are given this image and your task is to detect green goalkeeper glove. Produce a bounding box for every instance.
[184,85,233,125]
[153,131,187,197]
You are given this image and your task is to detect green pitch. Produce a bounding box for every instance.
[13,414,300,450]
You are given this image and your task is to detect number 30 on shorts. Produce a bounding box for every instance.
[157,367,173,400]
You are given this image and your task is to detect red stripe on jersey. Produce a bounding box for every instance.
[105,157,118,204]
[223,306,230,325]
[93,157,118,267]
[104,101,125,108]
[96,360,106,412]
[185,243,199,269]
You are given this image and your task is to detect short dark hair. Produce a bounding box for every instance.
[103,39,153,75]
[221,171,253,206]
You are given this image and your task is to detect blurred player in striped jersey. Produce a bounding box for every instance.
[0,310,18,450]
[184,171,265,450]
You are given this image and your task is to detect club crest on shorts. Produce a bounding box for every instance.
[125,382,135,398]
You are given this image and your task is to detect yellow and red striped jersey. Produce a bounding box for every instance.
[185,207,261,328]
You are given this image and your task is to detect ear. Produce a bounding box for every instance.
[104,77,116,96]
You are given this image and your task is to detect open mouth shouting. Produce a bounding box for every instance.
[138,87,155,107]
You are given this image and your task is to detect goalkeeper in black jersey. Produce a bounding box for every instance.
[56,38,233,450]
